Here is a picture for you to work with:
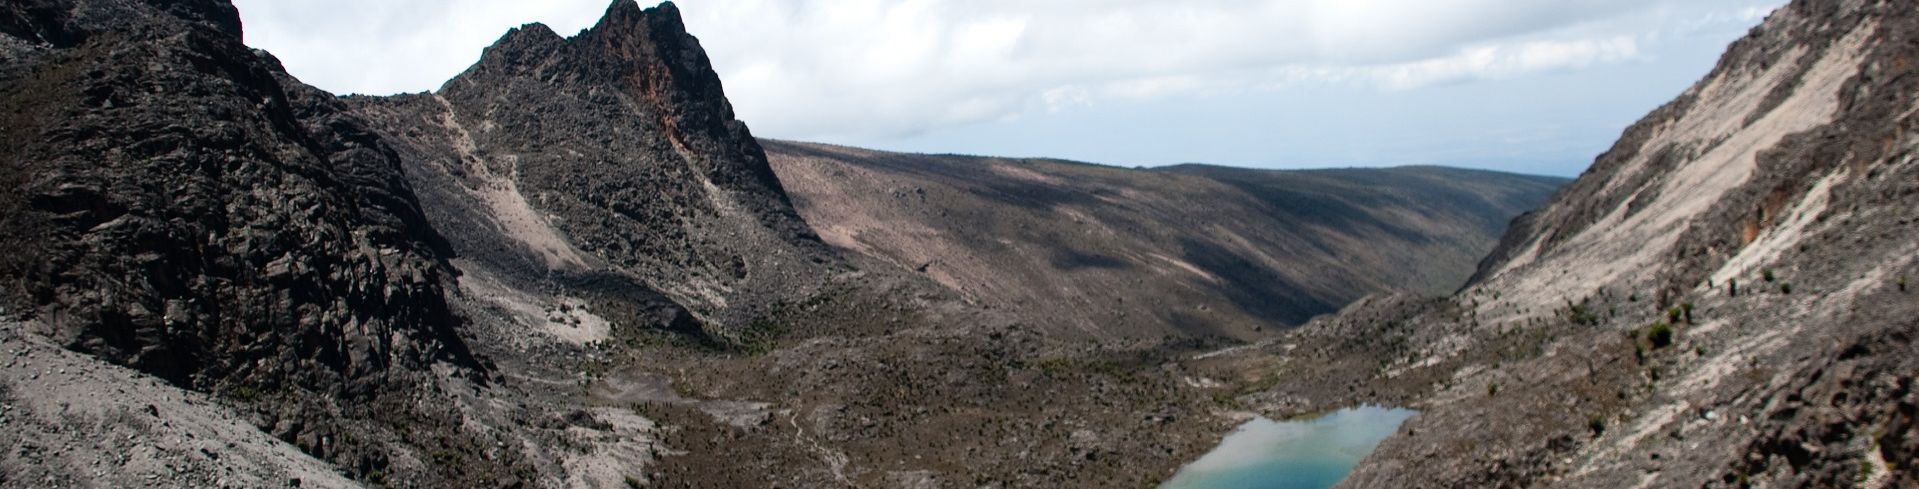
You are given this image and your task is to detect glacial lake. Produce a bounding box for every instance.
[1161,406,1417,489]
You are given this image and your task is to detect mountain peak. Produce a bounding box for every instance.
[579,0,714,95]
[455,0,721,107]
[596,0,682,33]
[585,0,691,61]
[419,0,823,332]
[481,22,563,60]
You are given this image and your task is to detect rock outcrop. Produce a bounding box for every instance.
[0,0,472,396]
[0,1,540,483]
[353,1,834,339]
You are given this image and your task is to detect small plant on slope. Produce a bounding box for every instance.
[1648,322,1674,349]
[1566,301,1600,326]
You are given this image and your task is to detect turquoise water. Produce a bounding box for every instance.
[1161,407,1417,489]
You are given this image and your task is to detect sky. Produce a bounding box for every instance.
[230,0,1784,177]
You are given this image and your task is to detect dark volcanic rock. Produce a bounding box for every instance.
[0,1,546,485]
[0,0,472,393]
[0,0,237,48]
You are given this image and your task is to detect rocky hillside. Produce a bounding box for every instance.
[1209,0,1919,486]
[0,1,1238,486]
[767,141,1563,340]
[20,0,1905,487]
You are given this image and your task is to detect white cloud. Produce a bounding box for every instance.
[231,0,1784,140]
[1368,35,1643,90]
[232,0,610,95]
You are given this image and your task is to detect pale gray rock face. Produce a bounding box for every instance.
[0,321,362,489]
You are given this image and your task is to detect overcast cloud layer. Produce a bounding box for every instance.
[231,0,1781,175]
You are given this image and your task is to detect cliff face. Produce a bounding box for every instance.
[1228,0,1919,486]
[766,140,1563,341]
[0,0,472,395]
[0,1,538,483]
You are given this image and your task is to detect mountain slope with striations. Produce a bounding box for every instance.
[766,141,1563,340]
[1201,0,1919,486]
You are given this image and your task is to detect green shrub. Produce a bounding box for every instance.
[1763,269,1776,282]
[1900,275,1908,292]
[1648,322,1674,348]
[1729,279,1739,297]
[231,385,261,402]
[1780,283,1793,294]
[1567,303,1600,326]
[1680,303,1695,323]
[1588,415,1607,435]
